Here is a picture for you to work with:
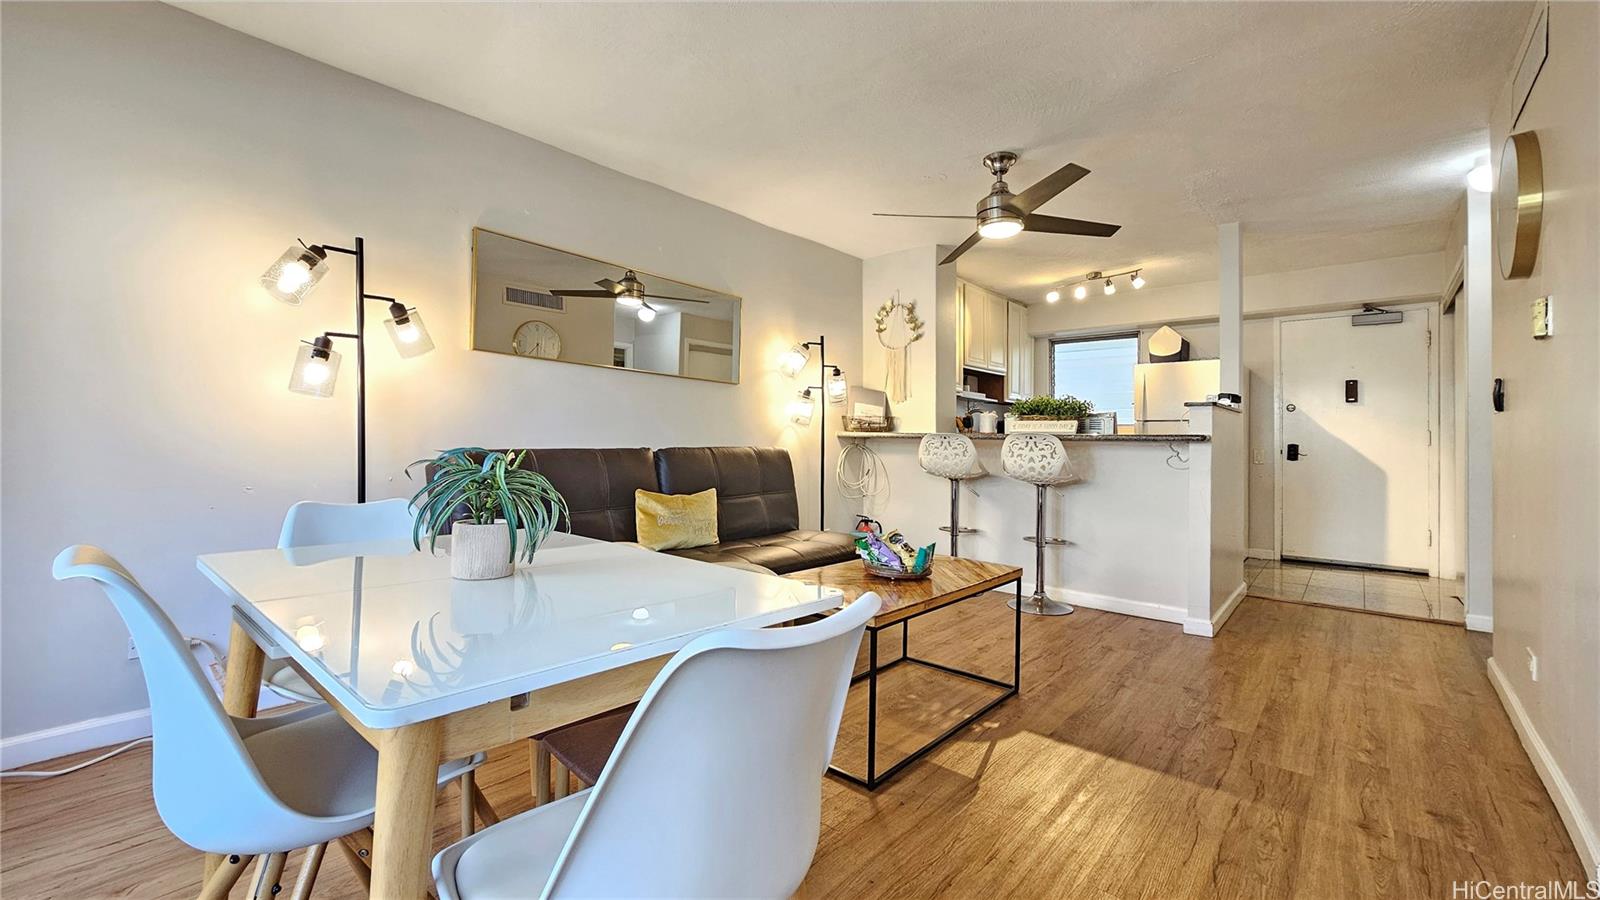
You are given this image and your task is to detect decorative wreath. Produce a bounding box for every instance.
[874,292,925,348]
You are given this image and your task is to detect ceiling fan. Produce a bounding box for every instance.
[874,151,1121,265]
[549,269,709,309]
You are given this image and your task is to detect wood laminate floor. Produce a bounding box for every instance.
[1,596,1583,898]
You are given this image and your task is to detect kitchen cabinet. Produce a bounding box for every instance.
[959,281,1009,374]
[1006,301,1033,399]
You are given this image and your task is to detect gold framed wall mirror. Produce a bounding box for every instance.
[470,227,742,384]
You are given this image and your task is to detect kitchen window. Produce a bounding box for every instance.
[1049,334,1139,422]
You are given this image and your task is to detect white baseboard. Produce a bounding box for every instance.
[1487,657,1599,879]
[1045,585,1185,625]
[1246,547,1279,560]
[0,708,152,770]
[1,685,292,771]
[1184,581,1248,638]
[1466,613,1494,633]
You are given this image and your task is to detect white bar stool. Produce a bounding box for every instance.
[918,434,987,557]
[1001,433,1079,616]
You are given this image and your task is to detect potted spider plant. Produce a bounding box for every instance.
[1006,395,1095,434]
[408,448,569,580]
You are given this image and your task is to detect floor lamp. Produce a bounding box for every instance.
[779,336,847,530]
[261,236,435,502]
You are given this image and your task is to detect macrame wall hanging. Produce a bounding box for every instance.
[873,290,925,404]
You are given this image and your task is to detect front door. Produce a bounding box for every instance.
[1279,309,1433,572]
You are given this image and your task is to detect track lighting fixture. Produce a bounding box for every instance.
[1131,271,1146,289]
[1055,267,1149,300]
[1073,284,1089,301]
[1045,290,1061,303]
[1103,279,1116,296]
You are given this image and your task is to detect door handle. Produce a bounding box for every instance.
[1286,443,1306,461]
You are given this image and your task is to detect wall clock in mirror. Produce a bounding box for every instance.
[512,320,562,358]
[1496,130,1543,279]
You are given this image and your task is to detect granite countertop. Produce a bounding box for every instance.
[839,431,1210,443]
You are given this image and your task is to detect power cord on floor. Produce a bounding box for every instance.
[0,636,226,781]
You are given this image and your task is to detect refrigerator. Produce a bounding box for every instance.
[1134,359,1220,431]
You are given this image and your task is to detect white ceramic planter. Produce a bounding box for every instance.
[450,522,514,580]
[1004,415,1080,434]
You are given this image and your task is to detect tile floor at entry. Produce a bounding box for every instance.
[1245,558,1465,624]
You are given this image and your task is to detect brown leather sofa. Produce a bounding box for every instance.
[474,446,856,574]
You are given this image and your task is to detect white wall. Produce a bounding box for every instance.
[0,3,863,757]
[860,247,956,432]
[1485,1,1600,876]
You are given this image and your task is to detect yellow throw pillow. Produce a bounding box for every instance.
[634,488,719,551]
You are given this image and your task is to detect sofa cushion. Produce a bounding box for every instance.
[663,529,856,575]
[653,447,799,542]
[633,488,719,551]
[489,448,658,543]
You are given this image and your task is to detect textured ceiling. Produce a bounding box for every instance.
[179,1,1529,302]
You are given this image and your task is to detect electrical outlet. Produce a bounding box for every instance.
[127,637,139,660]
[1252,449,1266,465]
[1527,647,1539,682]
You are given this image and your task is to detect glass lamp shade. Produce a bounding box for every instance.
[977,217,1023,239]
[1130,272,1146,289]
[1103,279,1117,296]
[384,307,435,358]
[1073,284,1089,300]
[777,343,810,378]
[1045,290,1061,303]
[826,369,848,404]
[288,341,341,397]
[261,245,329,305]
[787,390,816,426]
[616,292,645,309]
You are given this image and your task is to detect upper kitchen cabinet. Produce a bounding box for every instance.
[959,280,1009,374]
[1006,300,1033,399]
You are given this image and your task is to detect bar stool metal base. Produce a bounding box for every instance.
[1009,592,1076,616]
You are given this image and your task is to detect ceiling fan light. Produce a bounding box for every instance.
[1103,279,1116,296]
[616,292,644,309]
[977,218,1023,240]
[1131,272,1146,289]
[1073,284,1089,301]
[1045,290,1061,303]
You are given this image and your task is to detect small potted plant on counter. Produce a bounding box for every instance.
[409,448,569,580]
[1006,395,1095,434]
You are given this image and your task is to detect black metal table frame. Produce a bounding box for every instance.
[828,576,1023,790]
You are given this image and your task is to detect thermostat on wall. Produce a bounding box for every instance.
[1531,296,1553,339]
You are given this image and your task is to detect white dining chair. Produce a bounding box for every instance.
[53,545,485,900]
[266,499,415,704]
[433,591,883,900]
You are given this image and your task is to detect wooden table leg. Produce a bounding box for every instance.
[369,721,442,900]
[204,619,266,881]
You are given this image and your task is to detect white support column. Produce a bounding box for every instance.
[1463,185,1494,632]
[1217,223,1244,396]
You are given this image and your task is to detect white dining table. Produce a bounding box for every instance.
[197,531,844,899]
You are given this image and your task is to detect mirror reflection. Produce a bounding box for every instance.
[471,228,741,383]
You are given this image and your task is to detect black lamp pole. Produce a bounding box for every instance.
[313,237,412,503]
[800,334,828,531]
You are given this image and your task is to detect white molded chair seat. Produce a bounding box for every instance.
[434,592,884,900]
[266,498,416,704]
[1001,433,1079,486]
[51,545,484,859]
[918,433,987,480]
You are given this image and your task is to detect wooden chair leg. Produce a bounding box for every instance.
[196,852,253,900]
[532,739,552,806]
[336,829,374,891]
[248,852,288,900]
[552,760,570,800]
[471,782,501,827]
[459,770,477,837]
[287,843,326,900]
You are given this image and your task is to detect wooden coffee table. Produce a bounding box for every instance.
[787,555,1023,789]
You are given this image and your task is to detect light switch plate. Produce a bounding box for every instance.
[1532,295,1553,338]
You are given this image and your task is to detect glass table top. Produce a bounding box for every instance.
[198,532,844,728]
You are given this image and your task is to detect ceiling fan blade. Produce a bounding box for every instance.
[1011,163,1090,215]
[594,279,623,293]
[644,293,710,304]
[940,232,983,265]
[549,289,617,297]
[872,213,975,219]
[1022,214,1121,237]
